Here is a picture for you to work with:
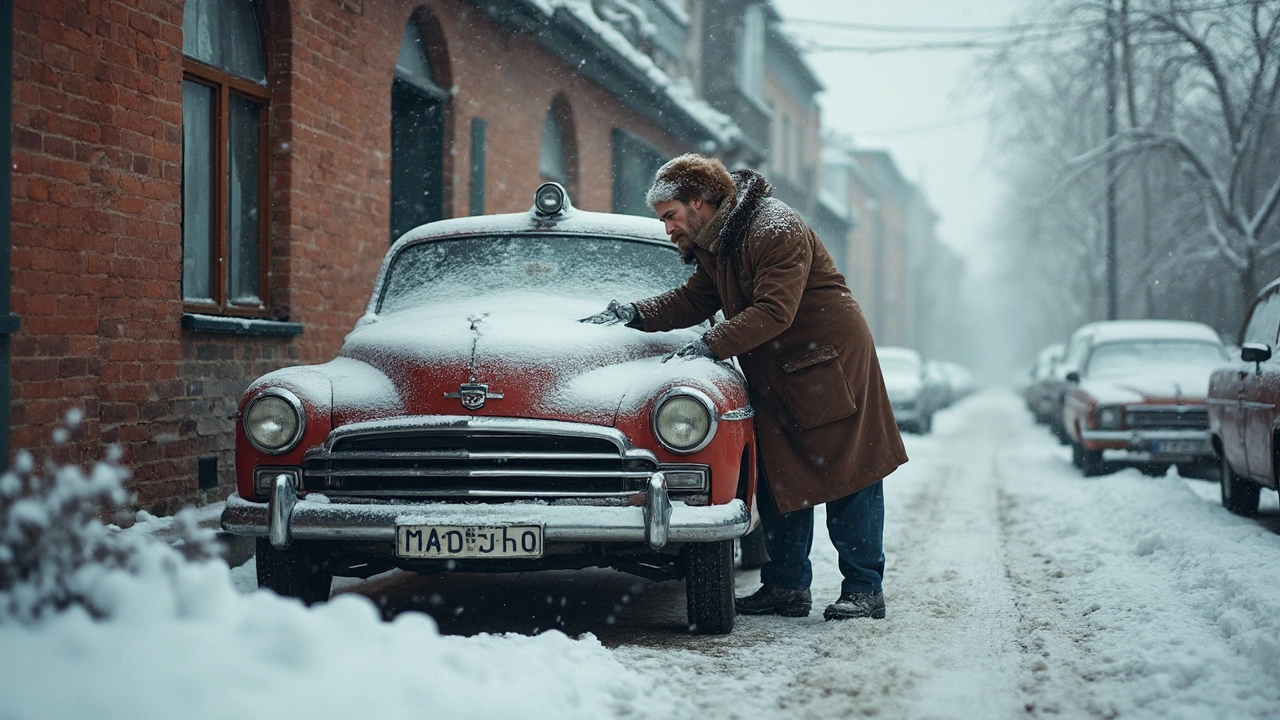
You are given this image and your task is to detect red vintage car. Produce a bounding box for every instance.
[221,184,758,634]
[1209,279,1280,515]
[1061,320,1228,477]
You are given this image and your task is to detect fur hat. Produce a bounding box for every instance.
[644,153,737,208]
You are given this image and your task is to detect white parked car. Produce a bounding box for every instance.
[877,346,937,434]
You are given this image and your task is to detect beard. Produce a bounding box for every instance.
[673,203,705,264]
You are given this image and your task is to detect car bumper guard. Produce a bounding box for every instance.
[222,471,750,551]
[1079,428,1212,456]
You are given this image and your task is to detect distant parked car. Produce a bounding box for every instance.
[1025,343,1064,424]
[1209,279,1280,515]
[877,347,937,434]
[1048,324,1105,444]
[1061,320,1228,477]
[936,361,976,402]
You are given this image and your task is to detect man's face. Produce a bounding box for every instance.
[654,198,707,255]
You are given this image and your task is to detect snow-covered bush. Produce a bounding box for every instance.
[0,412,218,624]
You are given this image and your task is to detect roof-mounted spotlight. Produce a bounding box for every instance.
[533,182,571,216]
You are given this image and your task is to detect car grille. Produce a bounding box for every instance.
[1124,406,1208,430]
[301,422,659,500]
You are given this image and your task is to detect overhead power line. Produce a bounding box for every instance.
[781,17,1092,35]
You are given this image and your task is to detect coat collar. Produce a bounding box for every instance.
[714,169,772,261]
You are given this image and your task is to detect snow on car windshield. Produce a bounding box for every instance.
[1084,340,1228,377]
[377,235,692,315]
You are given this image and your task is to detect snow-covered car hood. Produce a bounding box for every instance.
[1079,364,1217,405]
[313,294,741,427]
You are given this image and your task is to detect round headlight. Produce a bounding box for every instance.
[244,390,304,454]
[534,182,566,215]
[1096,406,1122,430]
[653,389,717,454]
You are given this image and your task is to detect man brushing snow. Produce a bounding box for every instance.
[582,154,907,620]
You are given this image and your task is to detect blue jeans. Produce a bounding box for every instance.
[757,470,885,595]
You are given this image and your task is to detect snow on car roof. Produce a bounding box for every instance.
[1084,320,1224,345]
[391,205,669,249]
[876,346,923,361]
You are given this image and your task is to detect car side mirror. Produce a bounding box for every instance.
[1065,371,1080,384]
[1241,342,1272,364]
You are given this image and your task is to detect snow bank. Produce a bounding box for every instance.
[0,426,684,720]
[0,579,672,720]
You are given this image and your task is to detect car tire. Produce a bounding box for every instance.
[737,526,769,570]
[256,537,334,605]
[1219,454,1261,516]
[1078,445,1105,477]
[685,539,735,635]
[918,413,933,434]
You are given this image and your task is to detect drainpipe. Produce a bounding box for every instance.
[0,0,19,469]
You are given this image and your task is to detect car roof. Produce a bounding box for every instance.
[1085,320,1224,345]
[390,205,669,250]
[877,346,922,361]
[1038,343,1064,361]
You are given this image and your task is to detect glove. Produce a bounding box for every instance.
[580,299,639,326]
[662,337,718,362]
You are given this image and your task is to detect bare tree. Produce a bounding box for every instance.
[983,0,1280,346]
[1071,0,1280,311]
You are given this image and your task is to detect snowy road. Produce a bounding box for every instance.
[8,390,1280,720]
[356,390,1280,718]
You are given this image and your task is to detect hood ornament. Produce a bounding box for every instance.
[446,382,504,411]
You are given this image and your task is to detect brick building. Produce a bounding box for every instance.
[822,136,959,356]
[761,10,849,271]
[3,0,747,512]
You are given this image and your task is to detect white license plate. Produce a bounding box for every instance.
[396,525,543,559]
[1152,440,1208,455]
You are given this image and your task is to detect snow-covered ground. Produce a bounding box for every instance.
[3,390,1280,719]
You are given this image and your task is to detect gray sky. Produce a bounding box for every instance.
[770,0,1024,272]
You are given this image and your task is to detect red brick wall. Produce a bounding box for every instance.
[9,0,693,513]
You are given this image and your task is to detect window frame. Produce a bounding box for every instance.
[181,53,272,318]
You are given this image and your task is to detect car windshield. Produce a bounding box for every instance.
[377,235,693,314]
[1084,340,1227,376]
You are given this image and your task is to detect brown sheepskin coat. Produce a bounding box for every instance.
[634,170,908,513]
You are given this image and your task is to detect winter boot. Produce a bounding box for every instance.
[734,585,812,617]
[823,591,886,620]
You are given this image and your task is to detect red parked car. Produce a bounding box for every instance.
[1209,279,1280,515]
[1061,320,1228,477]
[221,184,758,634]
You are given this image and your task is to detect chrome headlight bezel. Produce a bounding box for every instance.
[243,388,306,455]
[1095,405,1123,430]
[651,387,718,455]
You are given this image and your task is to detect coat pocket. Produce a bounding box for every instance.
[778,345,858,429]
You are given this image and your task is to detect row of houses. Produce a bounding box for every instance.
[2,0,959,513]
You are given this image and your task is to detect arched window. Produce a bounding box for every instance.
[182,0,270,314]
[539,95,578,196]
[391,15,448,241]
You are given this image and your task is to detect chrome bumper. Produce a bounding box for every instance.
[222,472,750,551]
[1079,428,1211,455]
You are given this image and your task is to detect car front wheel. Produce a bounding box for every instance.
[1073,441,1104,477]
[685,539,735,635]
[256,538,334,605]
[1220,454,1260,516]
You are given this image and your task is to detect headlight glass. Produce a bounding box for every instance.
[1095,406,1122,430]
[654,392,714,453]
[245,393,303,453]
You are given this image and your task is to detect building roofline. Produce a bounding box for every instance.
[472,0,740,148]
